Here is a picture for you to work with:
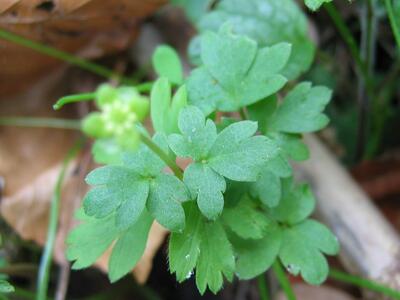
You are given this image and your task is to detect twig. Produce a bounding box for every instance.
[36,140,84,300]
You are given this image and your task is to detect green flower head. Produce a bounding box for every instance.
[82,84,150,150]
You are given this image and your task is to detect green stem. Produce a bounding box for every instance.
[329,269,400,299]
[257,274,270,300]
[0,29,133,85]
[36,141,84,300]
[139,133,183,180]
[272,261,296,300]
[0,117,81,130]
[324,3,373,95]
[384,0,400,51]
[53,93,96,110]
[53,82,153,111]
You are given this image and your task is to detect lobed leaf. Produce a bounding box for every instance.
[109,211,153,282]
[169,204,235,294]
[150,78,187,134]
[152,45,183,85]
[231,222,282,279]
[187,28,290,115]
[279,219,339,284]
[184,163,226,220]
[147,174,188,232]
[269,82,332,134]
[195,0,315,79]
[266,181,315,225]
[222,197,270,239]
[169,106,279,219]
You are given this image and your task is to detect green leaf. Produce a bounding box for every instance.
[247,91,312,164]
[222,196,270,239]
[0,280,14,293]
[208,120,279,182]
[247,95,278,133]
[250,167,281,207]
[196,221,235,294]
[151,78,187,134]
[279,219,339,284]
[265,154,293,178]
[305,0,332,11]
[184,163,226,220]
[169,106,279,219]
[147,174,188,232]
[169,106,217,161]
[83,166,149,230]
[84,139,187,231]
[108,210,153,282]
[231,222,282,279]
[269,82,332,133]
[266,181,315,225]
[152,45,183,85]
[187,28,290,115]
[67,210,153,282]
[196,0,315,79]
[67,213,119,269]
[169,204,202,282]
[169,204,235,294]
[269,132,309,161]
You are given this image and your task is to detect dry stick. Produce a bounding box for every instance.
[295,135,400,294]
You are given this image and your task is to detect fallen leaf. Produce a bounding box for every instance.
[0,0,166,96]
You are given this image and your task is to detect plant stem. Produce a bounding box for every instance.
[36,141,84,300]
[139,133,183,180]
[272,261,296,300]
[257,274,270,300]
[0,29,134,85]
[384,0,400,51]
[324,3,372,94]
[0,117,81,130]
[329,269,400,299]
[53,93,96,110]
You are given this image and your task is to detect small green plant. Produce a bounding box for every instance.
[66,12,339,294]
[1,0,400,298]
